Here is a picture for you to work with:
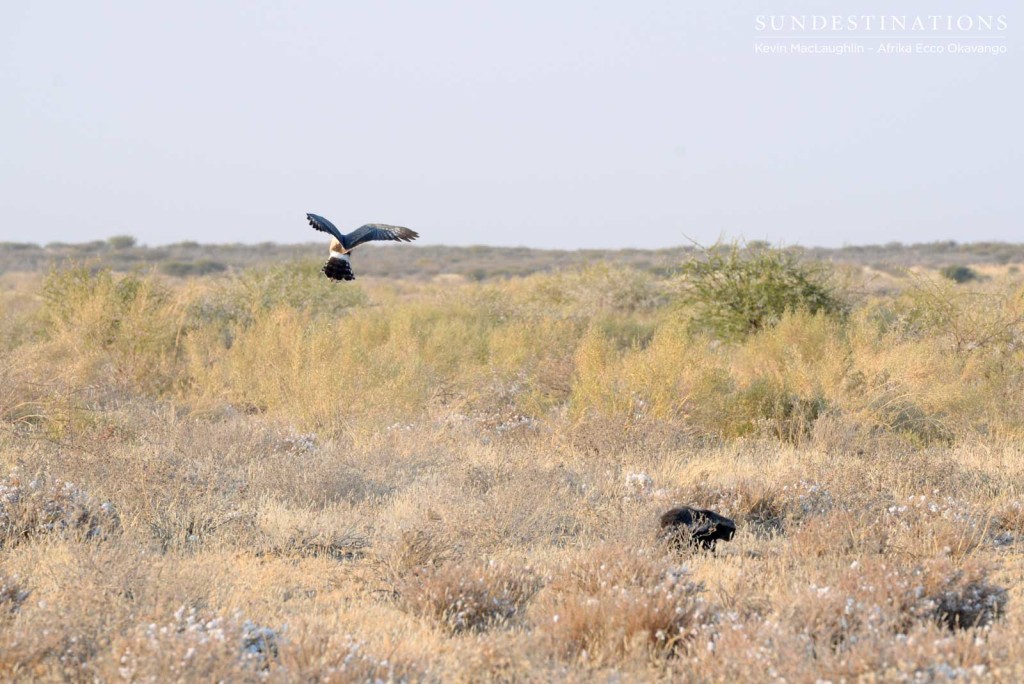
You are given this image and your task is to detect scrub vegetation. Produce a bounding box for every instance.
[2,243,1024,680]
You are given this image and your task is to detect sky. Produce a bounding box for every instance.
[1,1,1020,249]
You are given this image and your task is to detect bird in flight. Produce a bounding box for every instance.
[306,213,419,281]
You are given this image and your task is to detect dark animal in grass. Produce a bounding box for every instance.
[660,507,736,551]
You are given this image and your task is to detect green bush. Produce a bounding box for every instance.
[107,235,137,250]
[718,377,828,443]
[186,260,368,336]
[940,265,979,284]
[75,241,107,253]
[40,265,182,395]
[230,260,368,317]
[160,260,228,277]
[41,265,156,330]
[679,244,847,341]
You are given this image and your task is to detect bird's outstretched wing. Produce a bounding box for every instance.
[306,213,345,243]
[345,224,419,249]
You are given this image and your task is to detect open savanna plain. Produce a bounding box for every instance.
[3,244,1024,682]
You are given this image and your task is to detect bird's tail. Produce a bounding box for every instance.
[322,254,355,281]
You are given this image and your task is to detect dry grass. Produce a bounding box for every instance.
[2,259,1024,680]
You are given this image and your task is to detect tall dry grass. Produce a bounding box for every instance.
[2,257,1024,680]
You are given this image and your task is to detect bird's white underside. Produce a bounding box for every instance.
[329,251,350,261]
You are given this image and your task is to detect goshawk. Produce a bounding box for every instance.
[306,213,419,281]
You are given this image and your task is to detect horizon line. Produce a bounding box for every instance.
[4,238,1023,252]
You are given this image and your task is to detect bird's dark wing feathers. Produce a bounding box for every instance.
[306,213,345,243]
[345,224,419,249]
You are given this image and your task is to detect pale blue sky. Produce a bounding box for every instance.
[1,1,1019,248]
